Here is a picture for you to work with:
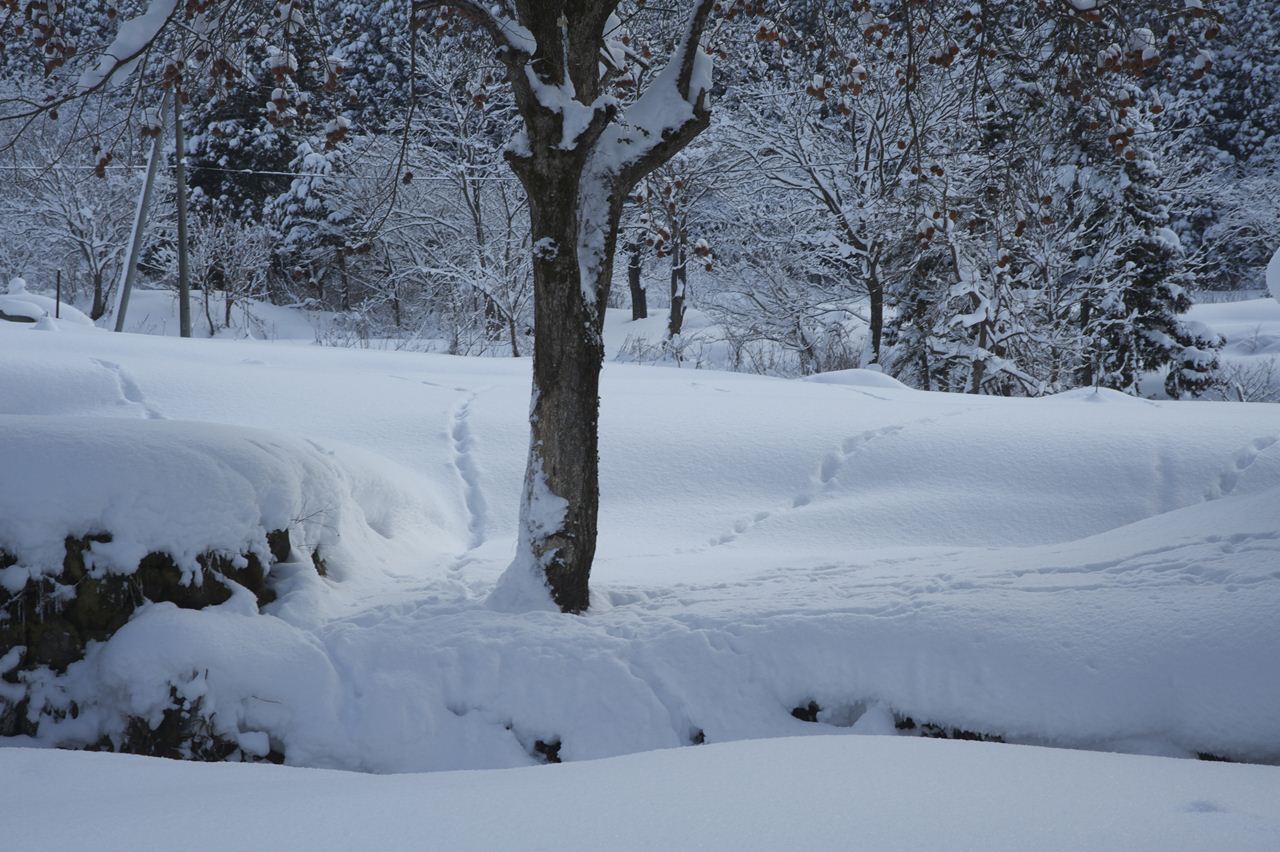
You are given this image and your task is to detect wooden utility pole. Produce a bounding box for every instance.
[112,98,168,333]
[173,88,192,338]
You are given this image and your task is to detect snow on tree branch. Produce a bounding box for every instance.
[575,0,716,306]
[77,0,180,92]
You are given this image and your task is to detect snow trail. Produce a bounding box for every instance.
[450,391,488,552]
[707,411,964,548]
[92,358,165,419]
[1204,433,1280,500]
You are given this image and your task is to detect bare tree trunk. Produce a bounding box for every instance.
[508,314,521,358]
[203,278,214,334]
[627,237,647,320]
[90,270,106,320]
[1079,297,1094,386]
[439,0,714,613]
[338,249,351,312]
[969,316,989,393]
[867,252,883,363]
[517,170,613,613]
[669,226,687,338]
[797,322,818,376]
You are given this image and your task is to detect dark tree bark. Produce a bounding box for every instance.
[669,224,687,338]
[90,270,107,321]
[427,0,715,612]
[1078,297,1094,386]
[337,249,352,312]
[627,238,647,320]
[867,250,883,363]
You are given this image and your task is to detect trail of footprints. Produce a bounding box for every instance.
[450,392,488,556]
[1205,433,1280,500]
[709,418,943,548]
[92,358,165,420]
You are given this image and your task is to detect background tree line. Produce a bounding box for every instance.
[2,1,1272,398]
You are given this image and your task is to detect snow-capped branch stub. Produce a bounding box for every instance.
[521,65,617,151]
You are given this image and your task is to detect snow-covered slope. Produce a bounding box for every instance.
[1,319,1278,775]
[107,288,336,340]
[5,736,1280,852]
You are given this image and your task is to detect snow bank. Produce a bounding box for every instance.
[1188,298,1280,357]
[0,416,446,583]
[4,737,1279,851]
[801,367,911,390]
[1,284,94,329]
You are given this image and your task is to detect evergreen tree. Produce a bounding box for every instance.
[1086,145,1220,396]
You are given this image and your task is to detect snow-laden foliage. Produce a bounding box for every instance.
[1,1,1263,400]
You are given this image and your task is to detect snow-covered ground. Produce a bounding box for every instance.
[110,288,339,341]
[5,736,1280,852]
[2,305,1279,846]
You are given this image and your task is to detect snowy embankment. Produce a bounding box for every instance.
[1,313,1279,783]
[5,736,1280,852]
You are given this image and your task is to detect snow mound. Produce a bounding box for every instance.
[0,295,42,322]
[0,416,448,584]
[0,279,94,326]
[1044,386,1155,404]
[801,368,911,390]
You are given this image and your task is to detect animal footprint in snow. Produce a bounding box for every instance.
[1205,433,1280,500]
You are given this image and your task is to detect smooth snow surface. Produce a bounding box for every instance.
[802,367,911,389]
[1,314,1279,775]
[3,738,1279,851]
[108,288,337,340]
